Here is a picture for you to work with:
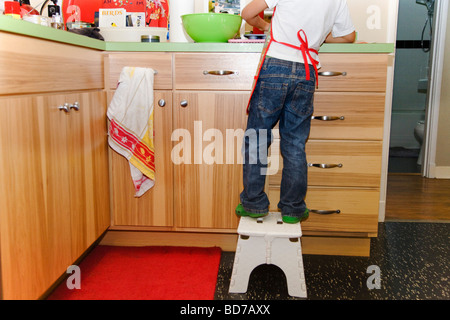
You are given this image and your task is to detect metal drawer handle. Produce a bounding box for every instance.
[310,209,341,215]
[318,71,347,77]
[203,70,238,76]
[158,99,166,107]
[180,100,188,108]
[312,116,345,121]
[58,103,70,113]
[308,163,343,169]
[70,102,80,111]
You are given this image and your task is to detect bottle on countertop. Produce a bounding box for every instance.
[51,12,63,29]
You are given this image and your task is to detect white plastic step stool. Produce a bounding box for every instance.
[229,212,307,298]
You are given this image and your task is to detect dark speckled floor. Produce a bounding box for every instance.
[214,222,450,300]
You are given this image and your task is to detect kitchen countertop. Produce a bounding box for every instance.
[0,15,395,53]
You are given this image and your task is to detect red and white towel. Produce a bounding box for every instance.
[107,67,156,197]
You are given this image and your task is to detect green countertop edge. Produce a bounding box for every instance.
[105,41,264,52]
[105,42,395,53]
[0,15,395,53]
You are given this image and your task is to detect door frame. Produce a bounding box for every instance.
[423,0,449,178]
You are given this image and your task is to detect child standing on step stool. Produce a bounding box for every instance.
[236,0,356,224]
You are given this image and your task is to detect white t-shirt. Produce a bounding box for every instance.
[264,0,355,66]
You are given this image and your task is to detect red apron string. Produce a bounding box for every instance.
[270,27,319,85]
[246,7,319,113]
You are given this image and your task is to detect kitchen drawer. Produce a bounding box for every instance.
[106,52,172,90]
[310,92,386,140]
[268,186,379,233]
[268,140,383,188]
[317,54,388,92]
[174,53,260,90]
[273,92,386,140]
[0,32,103,95]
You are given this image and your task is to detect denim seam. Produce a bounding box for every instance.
[242,205,268,214]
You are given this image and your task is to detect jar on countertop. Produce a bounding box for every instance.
[141,35,160,43]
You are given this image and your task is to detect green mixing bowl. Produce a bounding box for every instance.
[181,13,242,43]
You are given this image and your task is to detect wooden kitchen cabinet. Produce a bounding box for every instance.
[104,51,390,257]
[0,91,109,300]
[0,94,71,300]
[172,53,258,230]
[66,92,110,259]
[0,32,109,300]
[109,90,174,228]
[106,53,174,229]
[106,52,257,230]
[172,91,248,229]
[268,53,388,255]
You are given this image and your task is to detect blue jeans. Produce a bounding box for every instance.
[240,56,316,218]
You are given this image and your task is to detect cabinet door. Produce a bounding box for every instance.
[110,90,174,227]
[173,91,249,229]
[0,95,73,299]
[0,91,109,299]
[66,91,110,259]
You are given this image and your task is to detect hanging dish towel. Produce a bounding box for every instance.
[107,67,156,197]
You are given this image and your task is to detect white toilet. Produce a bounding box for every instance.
[414,120,425,165]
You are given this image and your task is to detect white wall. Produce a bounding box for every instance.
[30,0,44,11]
[346,0,398,43]
[196,0,400,43]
